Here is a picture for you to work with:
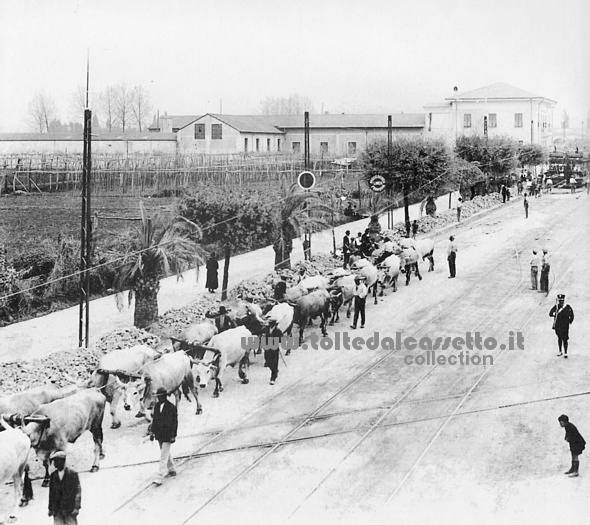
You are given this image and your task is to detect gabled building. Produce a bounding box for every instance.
[424,82,556,147]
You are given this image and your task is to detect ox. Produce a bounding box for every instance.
[0,386,74,418]
[351,258,379,304]
[170,322,218,355]
[398,247,422,285]
[298,275,331,291]
[193,326,253,397]
[327,274,355,324]
[399,238,435,272]
[293,289,331,344]
[24,389,105,487]
[120,351,201,422]
[90,344,161,429]
[376,254,400,295]
[0,416,31,523]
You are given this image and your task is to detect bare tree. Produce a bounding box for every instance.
[257,94,316,115]
[27,91,57,132]
[99,86,118,131]
[113,83,134,132]
[131,86,152,132]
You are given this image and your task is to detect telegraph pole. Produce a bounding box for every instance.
[303,111,311,259]
[79,53,92,348]
[387,115,392,228]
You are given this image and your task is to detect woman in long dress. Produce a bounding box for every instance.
[205,253,219,293]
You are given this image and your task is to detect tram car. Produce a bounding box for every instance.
[544,150,589,189]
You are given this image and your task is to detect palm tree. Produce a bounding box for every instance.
[273,182,330,271]
[106,202,204,328]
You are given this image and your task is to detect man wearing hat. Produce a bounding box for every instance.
[558,415,585,477]
[539,249,550,293]
[350,275,368,330]
[550,294,575,358]
[447,236,458,278]
[206,305,236,334]
[150,387,178,485]
[48,451,81,524]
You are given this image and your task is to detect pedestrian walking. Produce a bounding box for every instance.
[342,230,352,268]
[350,275,367,329]
[570,177,577,194]
[205,252,219,293]
[558,415,585,477]
[456,197,463,222]
[412,220,419,239]
[539,249,550,293]
[530,249,541,290]
[302,237,311,261]
[550,294,574,358]
[523,193,529,218]
[501,185,507,203]
[48,451,81,525]
[447,235,458,278]
[150,387,178,485]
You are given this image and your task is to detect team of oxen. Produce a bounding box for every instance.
[0,234,434,523]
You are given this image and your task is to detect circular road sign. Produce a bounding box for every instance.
[298,171,316,190]
[369,174,387,192]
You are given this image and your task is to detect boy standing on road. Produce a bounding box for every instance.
[530,250,541,290]
[539,249,550,293]
[523,193,529,218]
[558,415,585,477]
[48,451,81,525]
[350,275,367,329]
[447,236,458,278]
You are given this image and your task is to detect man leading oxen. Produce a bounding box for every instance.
[261,303,294,385]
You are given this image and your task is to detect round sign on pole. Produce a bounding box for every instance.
[298,171,316,190]
[368,174,387,192]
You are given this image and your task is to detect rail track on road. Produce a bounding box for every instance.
[99,196,588,524]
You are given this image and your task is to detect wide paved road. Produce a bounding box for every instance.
[5,191,589,525]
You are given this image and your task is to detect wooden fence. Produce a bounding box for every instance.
[0,153,363,196]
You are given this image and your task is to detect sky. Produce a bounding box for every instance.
[0,0,589,132]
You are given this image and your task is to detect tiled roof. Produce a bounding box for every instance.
[204,114,284,133]
[270,113,424,129]
[167,115,201,131]
[446,83,556,103]
[0,132,177,141]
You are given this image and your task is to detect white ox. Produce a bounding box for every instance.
[194,326,253,398]
[376,254,401,295]
[399,238,435,271]
[298,275,331,291]
[0,416,31,523]
[170,322,218,354]
[24,389,106,487]
[0,386,74,418]
[120,351,201,422]
[351,258,380,304]
[91,345,161,428]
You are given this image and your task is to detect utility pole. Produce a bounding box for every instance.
[304,111,311,260]
[79,52,92,348]
[387,115,392,229]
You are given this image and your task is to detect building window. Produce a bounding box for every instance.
[293,142,301,153]
[256,138,260,152]
[194,123,205,139]
[267,138,271,152]
[463,114,472,128]
[277,139,281,152]
[320,142,329,154]
[489,114,497,128]
[514,113,523,128]
[244,138,248,152]
[211,123,222,139]
[347,142,357,155]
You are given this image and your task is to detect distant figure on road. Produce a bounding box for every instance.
[350,275,367,330]
[523,193,529,218]
[550,294,574,358]
[150,387,178,485]
[501,185,507,203]
[412,220,419,239]
[558,415,585,477]
[530,249,541,290]
[570,177,577,194]
[353,232,362,255]
[48,451,81,525]
[302,237,311,261]
[206,253,219,293]
[342,230,352,269]
[540,249,550,293]
[447,235,458,278]
[456,197,463,222]
[546,178,553,193]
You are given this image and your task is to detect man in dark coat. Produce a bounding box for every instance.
[206,306,237,334]
[48,451,81,525]
[342,230,351,269]
[205,253,219,293]
[150,387,178,485]
[550,294,574,358]
[558,414,585,477]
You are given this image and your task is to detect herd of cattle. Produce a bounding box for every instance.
[0,235,435,523]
